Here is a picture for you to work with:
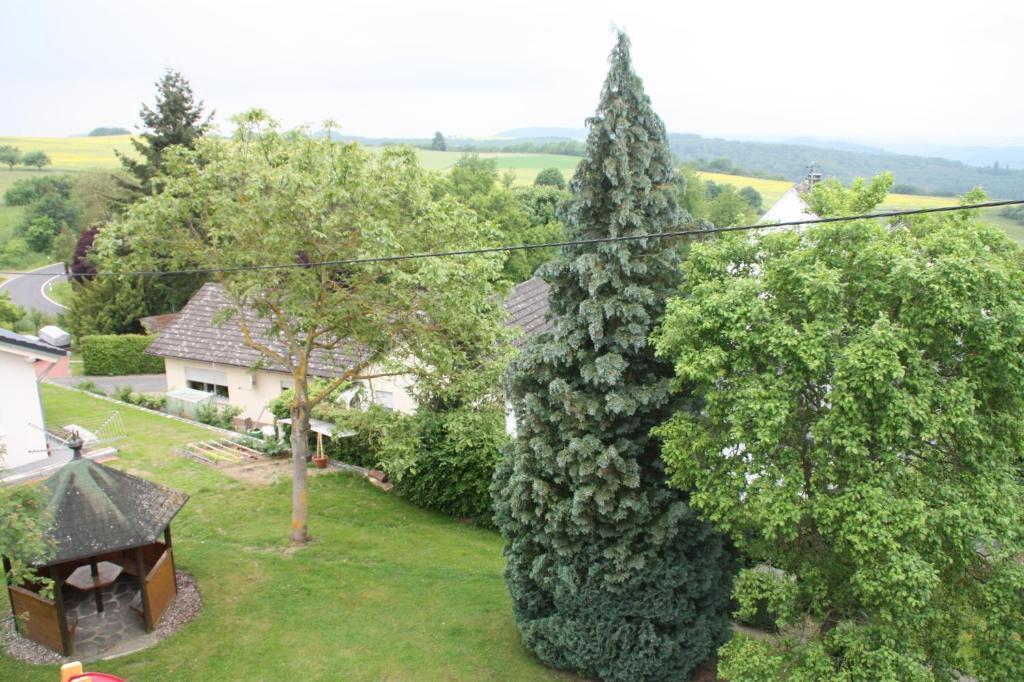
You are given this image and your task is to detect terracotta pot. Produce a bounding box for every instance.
[312,456,328,469]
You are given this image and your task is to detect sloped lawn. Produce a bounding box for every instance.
[1,385,558,681]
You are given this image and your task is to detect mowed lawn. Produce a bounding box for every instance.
[0,385,558,681]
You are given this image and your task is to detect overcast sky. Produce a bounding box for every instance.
[3,0,1021,145]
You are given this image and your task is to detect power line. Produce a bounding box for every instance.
[2,199,1022,279]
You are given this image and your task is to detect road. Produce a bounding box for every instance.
[49,374,168,393]
[0,262,67,316]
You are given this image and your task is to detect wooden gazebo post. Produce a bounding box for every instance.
[49,565,72,656]
[134,547,153,632]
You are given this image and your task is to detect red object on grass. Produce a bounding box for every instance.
[69,674,126,682]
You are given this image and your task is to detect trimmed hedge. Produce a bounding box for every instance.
[80,334,165,376]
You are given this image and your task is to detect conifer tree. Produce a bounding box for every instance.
[492,32,734,681]
[118,69,212,197]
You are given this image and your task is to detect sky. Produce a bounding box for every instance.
[3,0,1022,145]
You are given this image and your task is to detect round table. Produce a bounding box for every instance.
[66,561,123,614]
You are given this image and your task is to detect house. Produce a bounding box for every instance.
[146,278,559,430]
[759,169,821,228]
[0,327,68,469]
[144,283,417,425]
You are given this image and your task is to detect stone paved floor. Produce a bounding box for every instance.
[64,574,147,659]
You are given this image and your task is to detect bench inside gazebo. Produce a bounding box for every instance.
[3,437,188,657]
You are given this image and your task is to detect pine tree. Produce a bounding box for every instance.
[118,69,212,197]
[492,33,734,681]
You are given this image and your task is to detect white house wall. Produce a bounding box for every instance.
[0,351,50,469]
[163,358,417,424]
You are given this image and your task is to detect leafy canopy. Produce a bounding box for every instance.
[104,110,512,540]
[654,194,1024,680]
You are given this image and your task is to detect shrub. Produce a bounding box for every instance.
[393,409,506,526]
[112,385,133,403]
[195,403,242,430]
[74,380,106,396]
[80,334,165,375]
[533,167,566,189]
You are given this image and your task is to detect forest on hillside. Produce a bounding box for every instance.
[666,133,1024,198]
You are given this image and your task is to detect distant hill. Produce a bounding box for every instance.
[867,142,1024,170]
[666,133,1024,199]
[495,127,588,140]
[782,137,892,155]
[87,127,130,136]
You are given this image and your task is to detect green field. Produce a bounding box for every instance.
[1,135,1020,251]
[0,384,559,681]
[0,135,131,170]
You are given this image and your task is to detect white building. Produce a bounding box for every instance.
[145,283,418,425]
[0,328,67,469]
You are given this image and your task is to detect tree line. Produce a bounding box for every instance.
[0,145,52,170]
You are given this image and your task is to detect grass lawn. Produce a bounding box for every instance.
[0,385,557,681]
[43,279,71,307]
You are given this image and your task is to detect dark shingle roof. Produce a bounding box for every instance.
[0,327,66,359]
[42,458,188,564]
[148,278,553,373]
[504,276,553,343]
[145,283,366,378]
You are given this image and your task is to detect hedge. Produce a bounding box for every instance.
[80,334,165,376]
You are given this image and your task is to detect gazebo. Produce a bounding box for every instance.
[3,438,188,656]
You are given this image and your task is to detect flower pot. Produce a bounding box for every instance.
[312,456,328,469]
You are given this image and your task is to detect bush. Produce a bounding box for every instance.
[393,409,506,526]
[80,334,165,375]
[109,385,167,411]
[534,167,566,189]
[195,403,242,430]
[74,380,106,396]
[130,393,167,411]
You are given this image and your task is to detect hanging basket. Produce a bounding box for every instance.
[312,432,329,469]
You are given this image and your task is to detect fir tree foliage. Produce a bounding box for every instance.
[492,32,733,681]
[118,69,212,196]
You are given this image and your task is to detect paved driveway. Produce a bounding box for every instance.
[0,262,67,315]
[49,374,168,394]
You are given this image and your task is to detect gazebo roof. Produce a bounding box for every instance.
[42,457,189,564]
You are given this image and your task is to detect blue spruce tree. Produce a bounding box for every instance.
[492,33,734,681]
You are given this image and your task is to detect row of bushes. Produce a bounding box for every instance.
[75,380,167,411]
[80,334,165,375]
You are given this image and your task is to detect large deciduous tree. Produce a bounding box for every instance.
[492,33,734,681]
[654,190,1024,680]
[106,111,509,543]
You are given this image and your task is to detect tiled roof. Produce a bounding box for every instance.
[145,283,367,378]
[0,327,66,359]
[504,276,553,343]
[43,457,188,564]
[148,278,554,373]
[139,312,180,335]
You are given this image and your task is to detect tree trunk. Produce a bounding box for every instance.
[289,399,311,544]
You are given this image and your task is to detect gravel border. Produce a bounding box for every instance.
[2,570,202,664]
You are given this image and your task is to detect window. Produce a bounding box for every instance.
[372,390,394,410]
[187,380,229,398]
[185,367,229,399]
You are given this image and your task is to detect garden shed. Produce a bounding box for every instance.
[2,437,188,656]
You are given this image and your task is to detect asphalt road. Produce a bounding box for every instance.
[49,374,168,394]
[0,262,67,316]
